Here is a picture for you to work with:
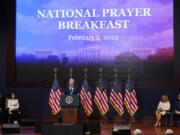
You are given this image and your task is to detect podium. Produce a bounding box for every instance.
[60,95,80,124]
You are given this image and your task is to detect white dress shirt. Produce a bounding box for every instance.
[69,86,74,95]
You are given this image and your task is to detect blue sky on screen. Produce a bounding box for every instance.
[16,0,173,61]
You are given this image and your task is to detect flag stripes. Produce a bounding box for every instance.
[110,89,124,115]
[94,87,109,116]
[48,77,138,116]
[49,78,62,115]
[80,86,93,116]
[124,89,138,116]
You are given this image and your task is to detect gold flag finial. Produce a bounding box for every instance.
[69,67,73,78]
[128,68,131,80]
[99,67,103,78]
[113,67,118,78]
[53,67,58,78]
[84,67,88,79]
[99,67,103,72]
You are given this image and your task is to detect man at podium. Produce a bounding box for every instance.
[61,78,80,124]
[63,78,79,95]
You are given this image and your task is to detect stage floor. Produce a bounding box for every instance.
[0,122,179,135]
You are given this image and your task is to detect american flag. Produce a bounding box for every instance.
[110,79,124,115]
[94,78,109,116]
[80,79,93,116]
[124,80,138,116]
[49,77,62,115]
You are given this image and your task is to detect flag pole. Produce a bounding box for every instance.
[83,67,89,121]
[99,67,103,123]
[99,67,103,78]
[113,67,118,125]
[54,67,58,78]
[84,67,88,80]
[128,68,131,80]
[127,68,133,126]
[53,67,58,123]
[69,67,73,78]
[113,68,118,79]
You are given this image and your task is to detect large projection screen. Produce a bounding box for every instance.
[16,0,173,83]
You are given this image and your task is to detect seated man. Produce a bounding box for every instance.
[63,78,79,95]
[170,93,180,126]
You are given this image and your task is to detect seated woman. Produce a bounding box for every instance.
[7,93,20,124]
[155,95,170,127]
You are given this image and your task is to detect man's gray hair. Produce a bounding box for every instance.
[133,129,143,135]
[69,78,74,81]
[165,129,174,135]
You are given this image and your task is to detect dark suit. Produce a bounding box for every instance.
[63,86,79,95]
[170,100,180,126]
